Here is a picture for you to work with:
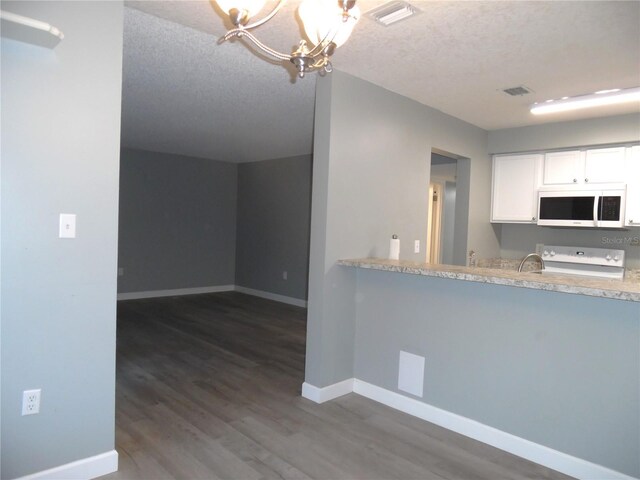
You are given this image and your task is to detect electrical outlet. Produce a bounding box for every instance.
[59,213,76,238]
[282,271,287,280]
[22,389,41,416]
[414,240,420,253]
[118,267,124,276]
[535,243,544,255]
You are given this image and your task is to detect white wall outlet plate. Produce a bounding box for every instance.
[282,271,288,280]
[414,240,420,253]
[22,389,41,415]
[59,213,76,238]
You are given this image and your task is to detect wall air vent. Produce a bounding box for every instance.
[502,86,534,96]
[365,1,420,26]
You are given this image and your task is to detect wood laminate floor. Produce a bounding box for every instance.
[104,292,573,480]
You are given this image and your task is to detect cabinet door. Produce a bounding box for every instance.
[625,146,640,227]
[584,147,626,183]
[491,154,542,223]
[543,150,583,184]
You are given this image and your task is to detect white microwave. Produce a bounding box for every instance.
[537,187,626,228]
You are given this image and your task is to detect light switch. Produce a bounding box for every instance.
[59,214,76,238]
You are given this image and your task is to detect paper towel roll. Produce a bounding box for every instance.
[389,235,400,260]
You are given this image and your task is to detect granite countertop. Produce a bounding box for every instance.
[338,258,640,303]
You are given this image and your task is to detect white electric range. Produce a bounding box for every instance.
[541,245,625,280]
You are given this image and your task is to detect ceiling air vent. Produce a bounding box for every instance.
[502,86,534,96]
[366,1,420,26]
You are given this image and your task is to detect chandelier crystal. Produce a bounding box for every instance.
[214,0,360,78]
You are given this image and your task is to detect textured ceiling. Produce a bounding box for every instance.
[122,1,640,163]
[121,5,316,163]
[341,1,640,130]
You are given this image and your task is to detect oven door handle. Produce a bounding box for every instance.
[593,194,600,227]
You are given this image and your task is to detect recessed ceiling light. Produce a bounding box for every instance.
[365,1,420,27]
[531,87,640,115]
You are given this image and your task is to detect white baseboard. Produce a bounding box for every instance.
[15,450,118,480]
[352,380,637,480]
[234,286,307,308]
[117,285,234,300]
[301,379,354,404]
[299,378,637,480]
[117,285,307,307]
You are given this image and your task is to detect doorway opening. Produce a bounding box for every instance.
[427,149,470,266]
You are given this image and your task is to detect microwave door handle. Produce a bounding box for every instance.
[593,195,600,227]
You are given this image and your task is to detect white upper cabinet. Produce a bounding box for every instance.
[491,154,543,223]
[625,146,640,227]
[543,150,583,185]
[584,147,627,184]
[543,147,626,185]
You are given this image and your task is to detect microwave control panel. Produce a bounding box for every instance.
[599,196,621,220]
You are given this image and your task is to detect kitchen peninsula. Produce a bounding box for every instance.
[338,257,640,302]
[332,257,639,480]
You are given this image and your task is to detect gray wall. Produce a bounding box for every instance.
[354,269,639,477]
[499,224,640,270]
[488,113,640,269]
[235,155,312,300]
[488,113,640,154]
[1,2,123,478]
[306,71,497,387]
[118,148,237,293]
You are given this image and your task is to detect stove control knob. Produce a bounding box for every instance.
[606,255,612,261]
[614,255,620,261]
[543,250,549,256]
[550,251,556,257]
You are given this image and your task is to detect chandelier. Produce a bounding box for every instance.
[213,0,360,78]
